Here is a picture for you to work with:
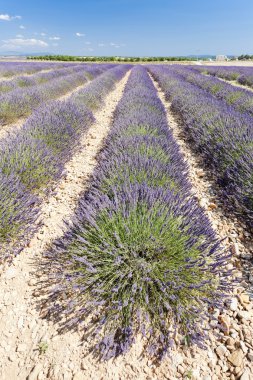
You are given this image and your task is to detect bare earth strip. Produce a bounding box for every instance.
[0,82,91,141]
[0,70,131,380]
[150,75,253,380]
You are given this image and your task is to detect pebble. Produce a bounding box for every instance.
[240,369,251,380]
[73,372,84,380]
[4,267,17,280]
[228,349,244,367]
[16,343,27,352]
[216,344,227,358]
[230,298,238,311]
[231,243,240,257]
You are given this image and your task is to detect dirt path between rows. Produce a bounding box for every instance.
[150,74,253,380]
[0,82,90,141]
[0,70,131,380]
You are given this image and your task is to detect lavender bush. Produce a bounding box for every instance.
[47,67,230,360]
[0,64,111,125]
[148,65,253,225]
[0,172,39,264]
[194,65,253,89]
[0,64,129,263]
[167,65,253,116]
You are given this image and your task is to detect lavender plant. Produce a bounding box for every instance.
[0,172,39,263]
[0,64,130,264]
[47,67,230,360]
[168,65,253,116]
[0,64,111,125]
[148,65,253,225]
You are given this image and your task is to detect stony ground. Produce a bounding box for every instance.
[0,69,252,380]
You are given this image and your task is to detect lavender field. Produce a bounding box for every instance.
[0,61,252,380]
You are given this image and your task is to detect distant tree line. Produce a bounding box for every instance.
[27,55,198,63]
[238,55,253,60]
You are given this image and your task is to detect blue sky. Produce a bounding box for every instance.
[0,0,252,56]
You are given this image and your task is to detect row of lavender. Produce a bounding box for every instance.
[167,65,253,116]
[148,66,253,226]
[47,67,230,360]
[0,61,70,78]
[194,65,253,88]
[0,64,130,264]
[0,64,88,94]
[0,64,114,125]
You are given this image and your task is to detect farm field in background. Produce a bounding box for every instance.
[0,60,252,380]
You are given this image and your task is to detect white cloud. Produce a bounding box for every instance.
[98,43,106,47]
[49,36,60,40]
[16,34,24,38]
[84,41,91,45]
[76,32,85,37]
[19,25,26,29]
[0,14,21,21]
[40,33,46,36]
[2,38,48,49]
[110,42,124,48]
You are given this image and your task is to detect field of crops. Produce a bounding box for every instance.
[0,61,252,379]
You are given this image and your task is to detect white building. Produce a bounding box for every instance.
[216,55,228,62]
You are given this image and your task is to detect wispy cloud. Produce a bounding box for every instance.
[110,42,124,48]
[76,32,85,37]
[0,14,21,21]
[49,36,60,40]
[52,43,59,47]
[84,41,91,45]
[40,32,46,36]
[98,43,106,47]
[19,25,26,29]
[2,38,48,49]
[16,34,24,38]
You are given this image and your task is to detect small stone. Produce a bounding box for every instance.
[218,314,230,335]
[177,365,185,375]
[16,343,27,352]
[240,341,248,354]
[238,293,250,306]
[28,279,37,286]
[247,353,253,362]
[228,349,244,367]
[5,267,17,280]
[203,376,211,380]
[231,243,240,257]
[216,344,227,358]
[208,202,217,210]
[199,198,207,208]
[230,298,238,311]
[73,372,84,380]
[81,361,88,370]
[226,337,235,347]
[240,369,251,380]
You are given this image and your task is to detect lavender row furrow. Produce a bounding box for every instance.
[194,65,253,89]
[0,64,93,95]
[0,64,113,125]
[0,64,130,264]
[148,66,253,226]
[47,66,230,360]
[0,61,70,78]
[165,65,253,117]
